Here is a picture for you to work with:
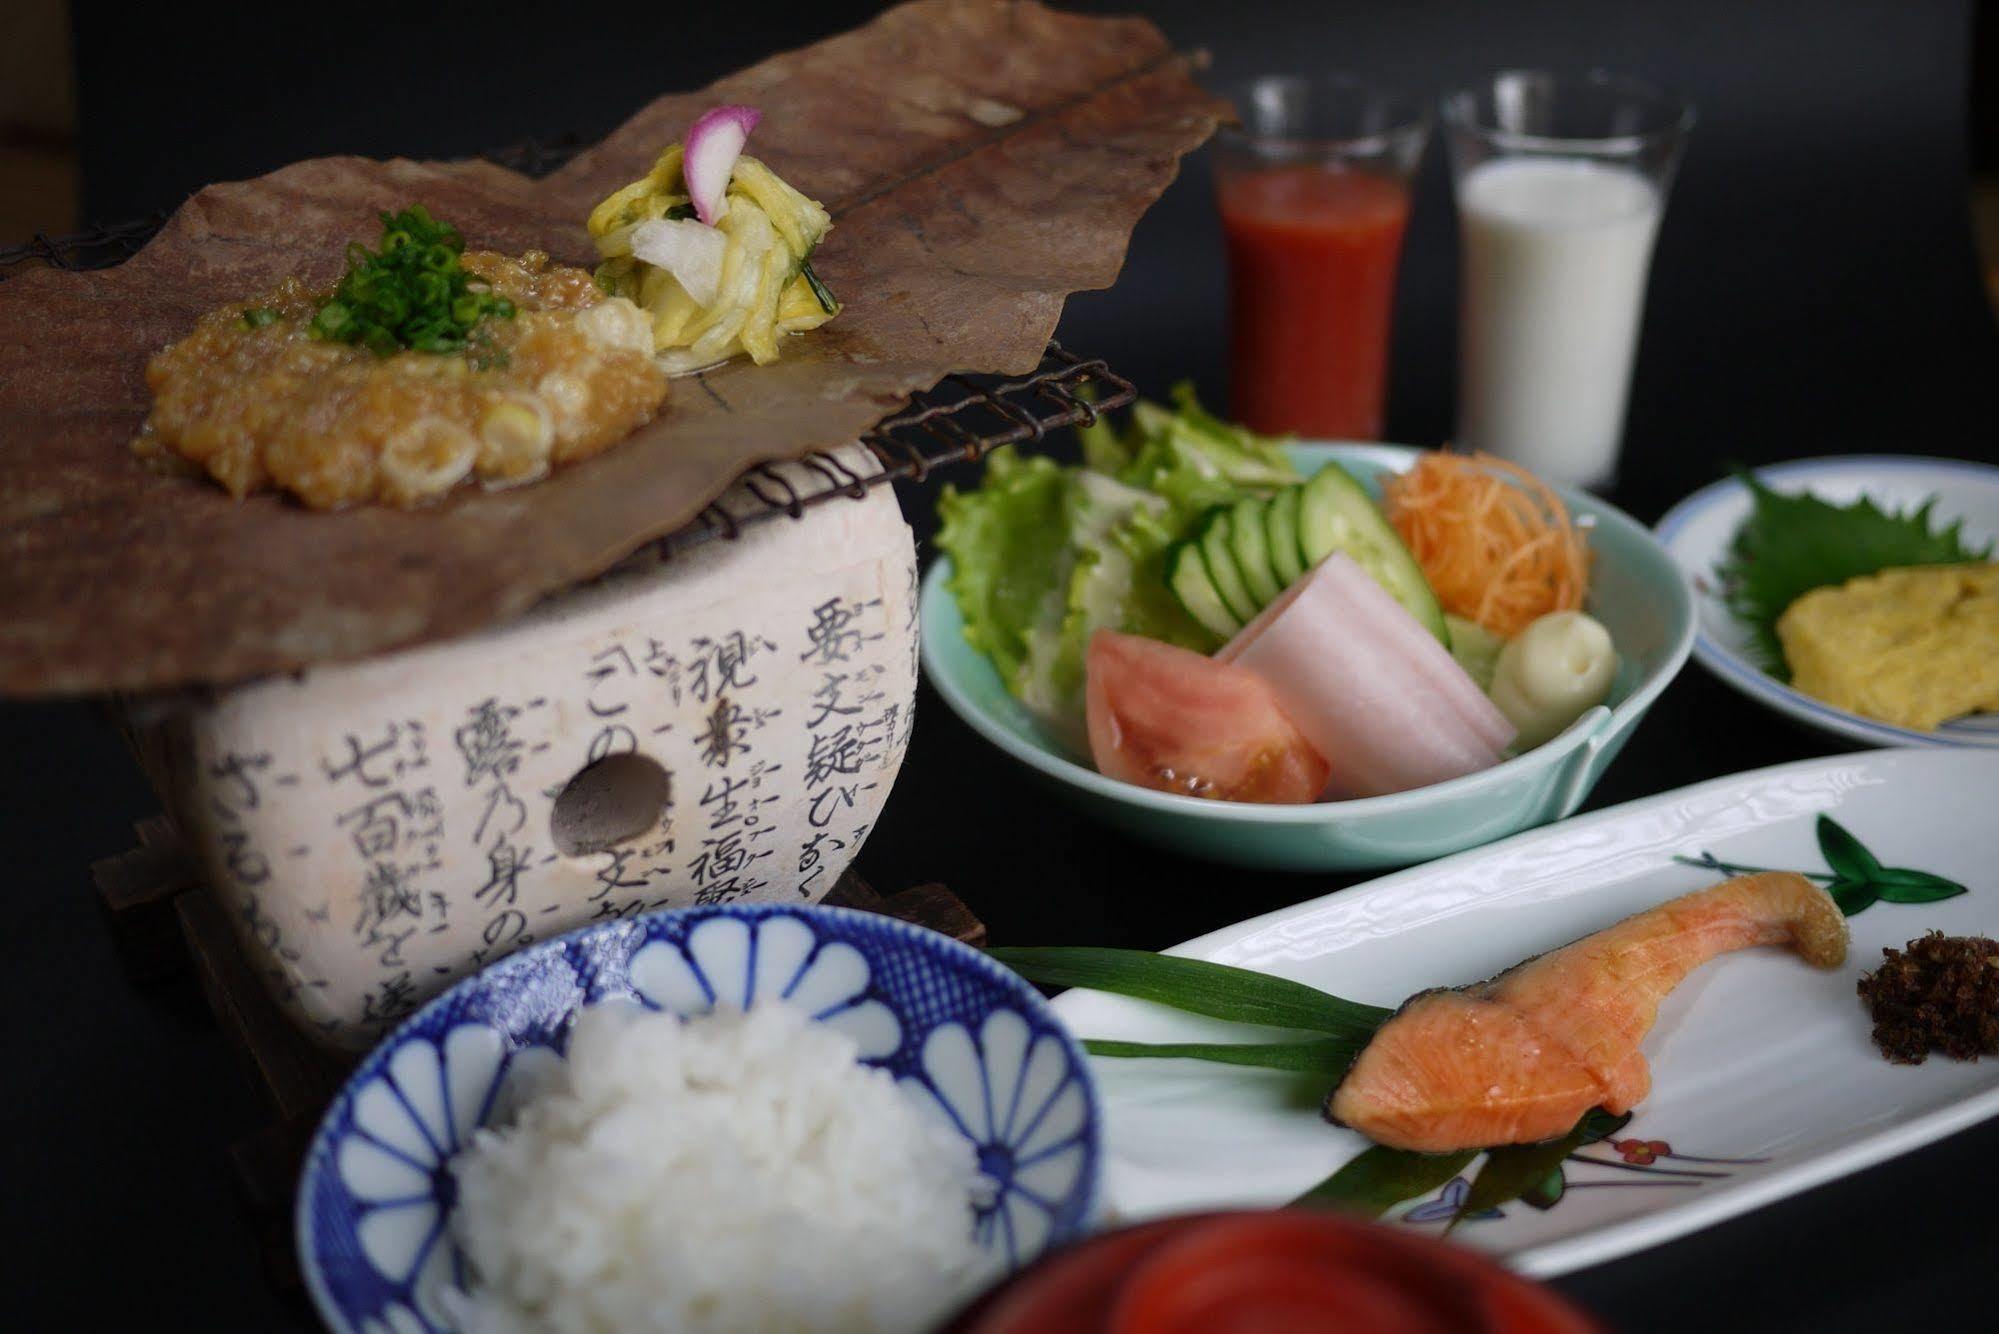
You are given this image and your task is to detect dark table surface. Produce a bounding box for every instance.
[11,0,1999,1328]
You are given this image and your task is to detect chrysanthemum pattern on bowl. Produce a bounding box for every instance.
[907,1008,1094,1269]
[628,912,902,1059]
[333,1023,571,1330]
[299,903,1101,1334]
[358,1304,430,1334]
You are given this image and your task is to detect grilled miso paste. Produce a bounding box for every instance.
[137,218,668,510]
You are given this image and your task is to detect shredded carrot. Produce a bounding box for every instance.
[1381,451,1592,638]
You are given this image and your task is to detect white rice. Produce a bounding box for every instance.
[445,1002,984,1334]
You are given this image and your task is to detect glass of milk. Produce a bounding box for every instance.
[1444,71,1692,489]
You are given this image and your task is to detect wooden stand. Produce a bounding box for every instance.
[91,818,986,1295]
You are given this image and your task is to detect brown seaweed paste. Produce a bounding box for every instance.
[1856,932,1999,1064]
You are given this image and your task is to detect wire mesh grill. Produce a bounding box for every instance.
[0,134,1131,547]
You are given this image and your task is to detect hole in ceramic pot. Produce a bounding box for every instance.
[550,753,672,857]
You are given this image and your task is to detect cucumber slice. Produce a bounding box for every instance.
[1445,614,1506,693]
[1266,488,1306,587]
[1168,539,1244,639]
[1227,496,1281,605]
[1198,510,1260,624]
[1299,463,1450,644]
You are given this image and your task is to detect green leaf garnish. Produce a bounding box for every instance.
[1083,1037,1367,1076]
[1574,1106,1636,1144]
[1808,816,1966,913]
[1293,1145,1477,1219]
[1452,1110,1628,1229]
[311,204,515,357]
[1816,815,1882,884]
[988,946,1391,1042]
[1521,1166,1567,1210]
[799,256,838,314]
[1290,1107,1631,1222]
[1716,470,1992,677]
[1872,871,1970,905]
[1828,878,1879,915]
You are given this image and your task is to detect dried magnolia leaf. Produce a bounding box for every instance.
[0,0,1225,695]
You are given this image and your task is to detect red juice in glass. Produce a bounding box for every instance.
[1215,77,1429,439]
[1221,166,1411,439]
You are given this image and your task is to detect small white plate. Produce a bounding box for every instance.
[1055,747,1999,1276]
[1654,455,1999,748]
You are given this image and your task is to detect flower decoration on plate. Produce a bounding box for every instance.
[908,1008,1097,1271]
[1403,1177,1504,1225]
[298,903,1102,1334]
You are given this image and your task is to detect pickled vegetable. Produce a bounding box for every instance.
[588,111,838,373]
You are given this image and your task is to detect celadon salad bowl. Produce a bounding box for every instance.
[920,443,1695,871]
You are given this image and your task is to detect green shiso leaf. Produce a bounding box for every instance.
[988,946,1391,1044]
[1715,470,1992,678]
[1083,1037,1367,1075]
[1294,1145,1477,1219]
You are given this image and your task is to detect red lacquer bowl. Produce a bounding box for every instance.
[944,1210,1601,1334]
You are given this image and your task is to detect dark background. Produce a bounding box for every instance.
[7,0,1999,1329]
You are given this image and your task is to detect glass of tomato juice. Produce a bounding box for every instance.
[1215,76,1430,440]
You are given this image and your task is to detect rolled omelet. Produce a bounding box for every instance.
[1778,564,1999,730]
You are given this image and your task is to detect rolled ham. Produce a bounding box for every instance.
[1218,554,1516,798]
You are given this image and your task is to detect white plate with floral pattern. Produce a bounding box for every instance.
[1054,748,1999,1276]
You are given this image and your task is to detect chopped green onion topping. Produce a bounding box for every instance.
[469,330,511,372]
[239,307,281,329]
[310,204,515,356]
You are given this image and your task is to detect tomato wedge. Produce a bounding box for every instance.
[1084,630,1330,804]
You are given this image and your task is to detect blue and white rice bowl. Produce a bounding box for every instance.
[297,903,1103,1333]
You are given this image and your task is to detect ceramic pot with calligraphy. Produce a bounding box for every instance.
[130,448,919,1049]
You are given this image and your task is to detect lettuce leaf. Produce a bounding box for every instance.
[938,387,1297,737]
[1116,382,1297,512]
[936,448,1072,686]
[1718,471,1993,677]
[1014,471,1162,730]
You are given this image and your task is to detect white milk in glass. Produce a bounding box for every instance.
[1457,158,1662,487]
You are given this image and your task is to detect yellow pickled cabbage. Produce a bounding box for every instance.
[588,145,837,373]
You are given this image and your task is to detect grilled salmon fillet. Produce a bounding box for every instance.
[1327,873,1847,1152]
